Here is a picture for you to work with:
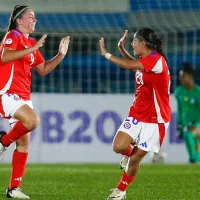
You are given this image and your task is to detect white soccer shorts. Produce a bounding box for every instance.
[115,116,169,153]
[0,93,33,126]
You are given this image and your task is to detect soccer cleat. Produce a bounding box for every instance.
[6,187,30,199]
[107,188,126,200]
[0,131,7,162]
[120,155,129,171]
[152,152,166,163]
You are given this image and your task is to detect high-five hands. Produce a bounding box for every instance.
[118,30,128,48]
[59,36,70,56]
[99,37,107,56]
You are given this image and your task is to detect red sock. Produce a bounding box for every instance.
[9,150,28,189]
[122,145,134,156]
[2,121,29,146]
[117,172,135,191]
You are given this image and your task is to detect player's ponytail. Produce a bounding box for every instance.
[136,28,168,64]
[155,42,168,65]
[1,5,29,45]
[7,5,29,31]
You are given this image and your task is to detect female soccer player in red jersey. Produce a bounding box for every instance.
[0,5,70,199]
[99,28,171,200]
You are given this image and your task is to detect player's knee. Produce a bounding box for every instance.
[113,141,128,154]
[26,116,40,131]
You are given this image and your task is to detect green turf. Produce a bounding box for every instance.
[0,164,200,199]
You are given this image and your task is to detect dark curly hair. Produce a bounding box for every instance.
[135,28,168,64]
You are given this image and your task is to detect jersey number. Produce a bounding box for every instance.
[30,53,34,65]
[25,45,35,65]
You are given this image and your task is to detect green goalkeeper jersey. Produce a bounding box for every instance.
[175,84,200,128]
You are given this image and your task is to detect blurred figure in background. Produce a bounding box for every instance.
[175,63,200,163]
[0,5,70,199]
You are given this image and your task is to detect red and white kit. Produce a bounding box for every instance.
[0,29,44,120]
[116,52,171,152]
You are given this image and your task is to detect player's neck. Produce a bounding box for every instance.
[141,49,154,58]
[185,83,194,91]
[16,27,29,38]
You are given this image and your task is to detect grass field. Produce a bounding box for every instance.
[0,164,200,200]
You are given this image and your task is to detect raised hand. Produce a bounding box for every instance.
[35,34,47,49]
[118,30,128,48]
[58,36,70,56]
[99,37,107,56]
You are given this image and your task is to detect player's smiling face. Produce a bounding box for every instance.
[18,8,37,34]
[131,35,144,57]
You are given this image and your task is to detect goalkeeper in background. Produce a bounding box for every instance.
[175,63,200,163]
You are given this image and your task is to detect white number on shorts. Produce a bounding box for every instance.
[125,117,139,125]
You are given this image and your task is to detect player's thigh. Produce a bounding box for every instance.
[9,100,34,127]
[0,94,38,124]
[14,104,39,125]
[113,131,133,151]
[113,117,142,147]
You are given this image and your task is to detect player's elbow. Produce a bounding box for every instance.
[40,70,50,77]
[36,68,46,76]
[39,71,47,77]
[35,63,47,76]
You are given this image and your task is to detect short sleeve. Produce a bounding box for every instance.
[139,52,163,73]
[3,31,19,50]
[34,50,45,67]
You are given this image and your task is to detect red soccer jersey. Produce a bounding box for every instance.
[129,51,171,123]
[0,29,44,100]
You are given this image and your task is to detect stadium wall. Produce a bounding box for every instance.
[1,94,188,164]
[0,0,129,12]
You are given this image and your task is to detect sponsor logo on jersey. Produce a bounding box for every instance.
[13,94,21,101]
[5,38,12,44]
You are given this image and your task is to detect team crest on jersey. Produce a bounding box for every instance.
[124,122,131,129]
[5,38,12,44]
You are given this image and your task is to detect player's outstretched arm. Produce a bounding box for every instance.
[1,34,47,63]
[118,30,135,60]
[35,36,70,76]
[99,37,143,71]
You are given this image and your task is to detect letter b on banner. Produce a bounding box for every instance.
[42,111,65,143]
